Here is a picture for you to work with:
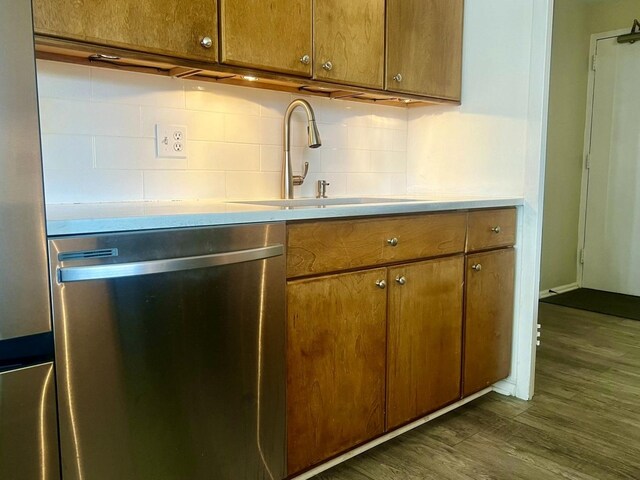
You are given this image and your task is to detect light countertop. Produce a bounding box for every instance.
[46,195,524,237]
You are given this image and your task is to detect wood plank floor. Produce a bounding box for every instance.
[312,303,640,479]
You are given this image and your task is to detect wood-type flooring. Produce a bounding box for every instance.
[312,303,640,479]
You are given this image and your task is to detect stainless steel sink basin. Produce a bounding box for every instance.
[232,197,422,208]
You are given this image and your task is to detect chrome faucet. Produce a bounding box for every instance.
[282,99,322,199]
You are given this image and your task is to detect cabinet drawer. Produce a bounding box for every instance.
[287,212,467,278]
[466,208,516,252]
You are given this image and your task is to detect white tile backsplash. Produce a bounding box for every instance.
[143,171,225,200]
[44,169,144,203]
[41,134,94,171]
[37,60,408,203]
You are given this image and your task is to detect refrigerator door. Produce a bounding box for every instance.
[0,363,60,479]
[0,0,51,340]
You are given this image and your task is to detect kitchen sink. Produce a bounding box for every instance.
[232,197,423,208]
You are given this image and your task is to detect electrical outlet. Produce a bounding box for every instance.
[156,124,187,158]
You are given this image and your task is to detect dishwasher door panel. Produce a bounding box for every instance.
[49,224,286,480]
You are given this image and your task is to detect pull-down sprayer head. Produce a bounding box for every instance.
[307,119,322,148]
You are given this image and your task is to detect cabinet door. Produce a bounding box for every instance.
[33,0,218,62]
[386,0,463,100]
[220,0,312,76]
[287,269,387,474]
[314,0,385,88]
[387,256,464,430]
[463,248,515,397]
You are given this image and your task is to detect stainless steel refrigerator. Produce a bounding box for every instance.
[0,0,60,478]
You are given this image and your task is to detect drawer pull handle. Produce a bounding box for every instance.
[395,275,406,285]
[491,226,501,234]
[472,264,482,272]
[200,36,213,49]
[376,280,387,289]
[387,237,399,247]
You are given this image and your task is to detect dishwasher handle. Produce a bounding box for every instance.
[58,244,284,283]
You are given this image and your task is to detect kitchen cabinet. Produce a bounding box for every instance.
[287,212,468,279]
[287,269,387,475]
[462,208,516,397]
[313,0,385,89]
[219,0,312,76]
[286,212,467,474]
[386,256,464,430]
[386,0,464,100]
[33,0,218,62]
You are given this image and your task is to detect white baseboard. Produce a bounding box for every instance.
[291,387,493,480]
[539,282,579,299]
[492,379,517,397]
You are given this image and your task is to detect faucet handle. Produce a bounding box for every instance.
[316,179,330,198]
[293,162,309,186]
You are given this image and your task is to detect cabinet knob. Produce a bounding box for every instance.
[387,237,399,247]
[395,275,406,285]
[322,61,333,71]
[376,280,387,289]
[200,36,213,49]
[472,264,482,272]
[393,73,403,82]
[491,226,501,234]
[300,54,310,65]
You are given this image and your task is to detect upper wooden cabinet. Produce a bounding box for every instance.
[219,0,312,76]
[386,0,464,100]
[33,0,218,62]
[313,0,385,89]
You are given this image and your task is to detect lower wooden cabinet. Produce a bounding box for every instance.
[386,256,464,430]
[463,248,516,396]
[286,210,517,474]
[286,269,387,474]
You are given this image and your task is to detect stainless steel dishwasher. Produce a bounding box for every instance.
[48,223,286,480]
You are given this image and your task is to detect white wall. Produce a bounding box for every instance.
[37,61,408,203]
[539,0,590,292]
[407,0,553,399]
[407,1,532,197]
[540,0,640,292]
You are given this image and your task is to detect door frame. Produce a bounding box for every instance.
[576,28,629,287]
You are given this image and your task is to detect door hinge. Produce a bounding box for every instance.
[585,153,591,170]
[580,248,585,264]
[592,54,597,71]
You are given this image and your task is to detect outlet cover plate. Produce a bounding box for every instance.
[156,124,187,158]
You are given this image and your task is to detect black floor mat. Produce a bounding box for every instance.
[540,288,640,321]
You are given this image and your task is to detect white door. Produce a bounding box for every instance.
[582,37,640,295]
